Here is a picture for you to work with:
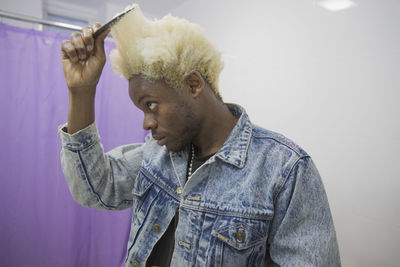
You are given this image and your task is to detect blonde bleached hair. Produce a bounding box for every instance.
[109,5,224,98]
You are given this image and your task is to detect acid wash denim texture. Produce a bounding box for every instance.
[59,104,341,267]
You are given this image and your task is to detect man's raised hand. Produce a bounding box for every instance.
[61,24,110,95]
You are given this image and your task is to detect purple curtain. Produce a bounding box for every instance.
[0,23,147,267]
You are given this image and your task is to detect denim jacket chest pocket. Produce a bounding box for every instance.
[130,170,158,222]
[127,170,164,265]
[211,215,271,266]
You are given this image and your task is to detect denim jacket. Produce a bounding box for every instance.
[59,104,341,267]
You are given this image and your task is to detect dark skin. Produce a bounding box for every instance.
[129,72,238,157]
[61,25,237,157]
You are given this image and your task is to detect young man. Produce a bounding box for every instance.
[59,7,340,267]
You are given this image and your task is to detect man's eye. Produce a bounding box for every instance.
[147,102,157,110]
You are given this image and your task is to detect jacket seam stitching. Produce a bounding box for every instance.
[126,188,163,263]
[251,135,305,157]
[141,167,181,201]
[273,155,310,203]
[77,151,131,209]
[65,140,98,152]
[169,152,183,189]
[240,124,253,168]
[180,203,273,220]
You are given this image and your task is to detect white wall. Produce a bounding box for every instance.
[170,0,400,266]
[1,0,43,29]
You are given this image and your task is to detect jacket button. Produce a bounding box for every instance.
[132,260,139,267]
[236,228,246,243]
[153,224,161,232]
[176,187,183,194]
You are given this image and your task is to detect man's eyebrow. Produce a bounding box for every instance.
[138,94,152,104]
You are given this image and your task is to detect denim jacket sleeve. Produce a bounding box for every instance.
[58,122,144,211]
[267,156,341,266]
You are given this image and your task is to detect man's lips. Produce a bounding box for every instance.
[153,135,167,146]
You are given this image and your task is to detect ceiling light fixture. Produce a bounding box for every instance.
[317,0,357,12]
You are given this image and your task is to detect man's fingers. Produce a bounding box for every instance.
[61,40,78,62]
[70,32,87,60]
[92,23,110,60]
[82,26,94,53]
[93,23,101,32]
[61,24,109,64]
[92,22,111,42]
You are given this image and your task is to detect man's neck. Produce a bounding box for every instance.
[192,102,238,158]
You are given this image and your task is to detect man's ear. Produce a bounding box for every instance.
[184,70,204,98]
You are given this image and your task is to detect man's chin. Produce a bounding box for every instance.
[165,145,180,152]
[165,142,186,153]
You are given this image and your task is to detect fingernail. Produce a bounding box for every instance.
[87,45,92,51]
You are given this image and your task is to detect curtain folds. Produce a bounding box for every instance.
[0,23,147,267]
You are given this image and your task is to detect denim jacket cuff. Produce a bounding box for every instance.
[58,121,100,151]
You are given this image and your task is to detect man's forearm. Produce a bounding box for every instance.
[67,90,95,134]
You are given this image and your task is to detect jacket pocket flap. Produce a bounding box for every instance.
[212,218,268,250]
[131,170,153,196]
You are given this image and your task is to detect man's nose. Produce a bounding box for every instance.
[143,114,157,130]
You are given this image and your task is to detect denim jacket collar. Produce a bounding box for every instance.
[214,104,252,169]
[167,104,252,187]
